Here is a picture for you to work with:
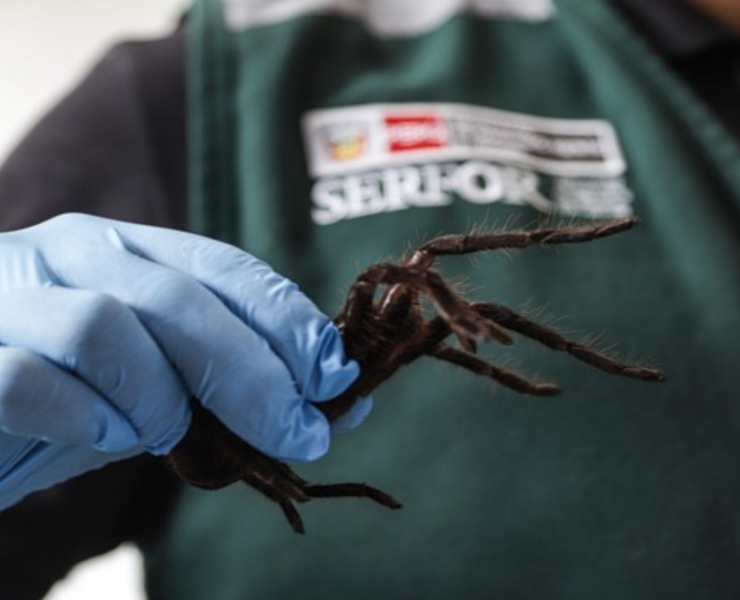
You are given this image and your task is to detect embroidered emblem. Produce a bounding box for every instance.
[323,124,369,162]
[303,103,634,225]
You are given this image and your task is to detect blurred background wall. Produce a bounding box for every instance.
[0,0,188,161]
[0,2,189,598]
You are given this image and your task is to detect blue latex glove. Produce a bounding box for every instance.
[0,213,369,511]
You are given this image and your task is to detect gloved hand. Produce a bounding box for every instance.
[0,213,368,511]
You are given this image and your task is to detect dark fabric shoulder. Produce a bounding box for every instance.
[611,0,740,140]
[0,456,182,600]
[0,32,187,232]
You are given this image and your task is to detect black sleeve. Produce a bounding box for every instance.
[0,456,183,600]
[0,32,188,231]
[0,33,187,600]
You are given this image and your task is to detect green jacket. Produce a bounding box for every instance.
[146,0,740,598]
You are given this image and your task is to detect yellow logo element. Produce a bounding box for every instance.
[324,125,368,162]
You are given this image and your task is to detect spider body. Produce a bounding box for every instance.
[167,217,664,534]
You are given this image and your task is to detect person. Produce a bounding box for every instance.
[1,0,739,598]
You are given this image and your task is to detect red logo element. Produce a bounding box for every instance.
[385,114,447,153]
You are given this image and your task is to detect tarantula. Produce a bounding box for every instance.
[167,217,664,534]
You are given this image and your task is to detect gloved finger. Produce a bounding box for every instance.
[113,224,358,401]
[33,215,359,401]
[36,240,331,462]
[0,238,55,290]
[0,433,139,512]
[0,346,139,451]
[329,395,374,434]
[0,287,191,454]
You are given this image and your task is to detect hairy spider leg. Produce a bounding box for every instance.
[319,311,444,422]
[432,345,562,396]
[217,428,404,535]
[472,303,665,382]
[328,273,422,421]
[236,455,309,504]
[321,264,515,422]
[253,479,403,535]
[357,264,511,347]
[406,217,639,269]
[418,314,560,394]
[239,452,404,535]
[304,483,403,508]
[240,470,308,534]
[328,309,469,416]
[335,280,378,357]
[336,264,449,364]
[174,400,403,534]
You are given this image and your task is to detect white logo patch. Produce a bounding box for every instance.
[302,103,633,225]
